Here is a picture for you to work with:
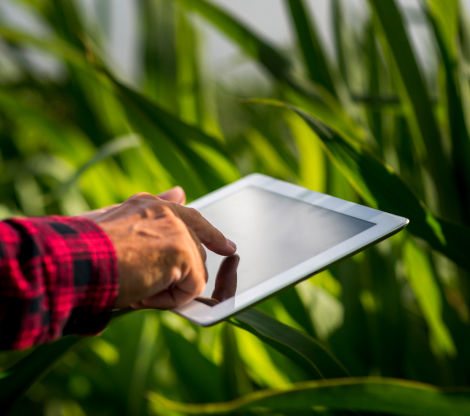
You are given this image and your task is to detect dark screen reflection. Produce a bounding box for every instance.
[197,187,374,304]
[197,254,239,306]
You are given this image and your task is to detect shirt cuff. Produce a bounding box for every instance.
[4,216,118,347]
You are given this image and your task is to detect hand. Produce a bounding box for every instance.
[79,188,236,309]
[77,186,186,221]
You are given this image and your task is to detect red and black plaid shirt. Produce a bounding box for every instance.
[0,216,118,350]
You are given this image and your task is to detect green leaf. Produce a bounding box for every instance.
[275,286,317,338]
[403,238,456,357]
[230,308,350,380]
[161,323,225,403]
[365,20,385,154]
[0,336,86,411]
[52,134,141,198]
[285,0,337,97]
[367,0,461,220]
[173,0,293,85]
[142,0,178,109]
[107,76,239,196]
[424,3,470,225]
[242,105,300,174]
[285,111,325,193]
[0,309,134,411]
[332,0,349,89]
[255,99,470,271]
[243,129,295,179]
[127,313,160,415]
[424,0,459,59]
[0,24,238,196]
[0,26,89,71]
[148,376,470,415]
[172,0,361,140]
[176,8,204,127]
[0,88,133,207]
[220,324,254,400]
[232,320,292,388]
[46,0,87,50]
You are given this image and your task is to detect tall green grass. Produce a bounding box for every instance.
[1,0,470,414]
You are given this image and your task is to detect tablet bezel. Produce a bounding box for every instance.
[172,173,408,326]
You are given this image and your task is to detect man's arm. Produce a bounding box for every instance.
[0,187,236,350]
[0,216,118,350]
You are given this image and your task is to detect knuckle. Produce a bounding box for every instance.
[124,193,156,207]
[163,209,186,230]
[186,207,201,221]
[129,192,154,200]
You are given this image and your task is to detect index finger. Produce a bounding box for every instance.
[172,205,236,256]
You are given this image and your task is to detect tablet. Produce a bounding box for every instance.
[173,174,408,326]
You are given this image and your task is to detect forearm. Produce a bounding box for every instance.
[0,216,118,350]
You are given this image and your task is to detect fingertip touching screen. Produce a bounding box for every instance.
[197,187,374,305]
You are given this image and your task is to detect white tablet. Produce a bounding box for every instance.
[173,174,408,326]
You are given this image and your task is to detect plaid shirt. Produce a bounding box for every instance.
[0,216,118,350]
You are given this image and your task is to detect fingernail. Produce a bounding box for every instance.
[227,239,237,251]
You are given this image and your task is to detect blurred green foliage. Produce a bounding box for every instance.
[1,0,470,415]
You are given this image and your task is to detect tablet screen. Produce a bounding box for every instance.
[198,187,374,304]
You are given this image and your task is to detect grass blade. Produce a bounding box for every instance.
[0,309,135,412]
[424,3,470,225]
[284,0,337,97]
[0,26,89,71]
[148,376,470,415]
[107,76,239,196]
[142,0,178,110]
[172,0,361,140]
[173,0,362,144]
[220,324,254,400]
[230,308,350,380]
[173,0,293,86]
[52,134,141,198]
[285,111,325,192]
[161,323,225,403]
[367,0,460,220]
[0,337,86,412]
[176,8,204,127]
[403,238,456,357]
[332,0,349,89]
[424,0,459,58]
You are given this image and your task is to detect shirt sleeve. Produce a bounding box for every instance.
[0,216,118,350]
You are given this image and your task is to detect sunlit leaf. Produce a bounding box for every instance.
[368,0,461,220]
[0,337,86,411]
[148,376,470,415]
[232,324,291,388]
[424,3,470,226]
[172,0,361,139]
[0,26,88,70]
[107,75,239,197]
[285,0,337,97]
[53,134,141,198]
[161,323,225,403]
[403,238,456,357]
[173,0,293,85]
[220,324,254,400]
[231,308,350,380]
[285,111,325,193]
